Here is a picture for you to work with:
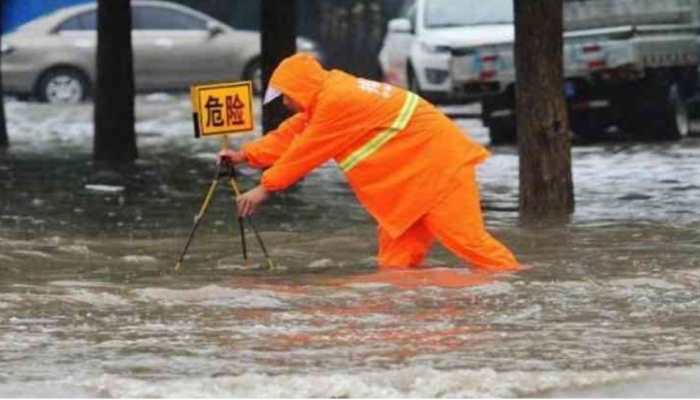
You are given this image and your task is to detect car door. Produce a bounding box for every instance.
[54,8,160,93]
[54,10,97,80]
[131,5,232,90]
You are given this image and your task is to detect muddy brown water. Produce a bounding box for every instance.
[0,96,699,397]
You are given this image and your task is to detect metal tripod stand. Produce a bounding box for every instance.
[174,160,274,272]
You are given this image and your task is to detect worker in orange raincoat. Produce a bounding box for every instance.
[219,54,520,272]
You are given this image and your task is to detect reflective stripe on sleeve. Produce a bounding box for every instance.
[339,93,419,172]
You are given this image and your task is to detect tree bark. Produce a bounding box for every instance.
[514,0,574,223]
[261,0,297,134]
[0,0,9,149]
[93,0,137,162]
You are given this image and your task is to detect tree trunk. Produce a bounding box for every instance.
[0,0,9,149]
[261,0,297,134]
[93,0,137,162]
[514,0,574,223]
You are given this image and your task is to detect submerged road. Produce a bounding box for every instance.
[1,95,699,397]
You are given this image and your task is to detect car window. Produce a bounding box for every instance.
[133,6,207,30]
[398,1,417,29]
[424,0,513,28]
[407,5,417,29]
[398,0,415,18]
[56,10,97,31]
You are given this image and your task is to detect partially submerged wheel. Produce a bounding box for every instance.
[616,80,689,141]
[37,68,89,104]
[669,84,690,139]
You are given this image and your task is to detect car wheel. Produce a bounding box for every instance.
[37,68,89,104]
[670,84,690,139]
[616,81,688,141]
[243,58,263,95]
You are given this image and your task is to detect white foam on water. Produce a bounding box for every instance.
[546,367,700,397]
[609,277,685,290]
[60,366,663,398]
[63,289,131,307]
[121,255,158,264]
[7,317,59,325]
[133,285,290,309]
[10,249,52,258]
[49,280,116,289]
[84,184,126,193]
[464,281,514,296]
[307,258,334,269]
[234,322,328,337]
[344,282,395,290]
[214,263,251,271]
[0,293,24,304]
[321,290,363,300]
[44,236,67,246]
[0,236,70,253]
[0,379,96,398]
[57,244,96,256]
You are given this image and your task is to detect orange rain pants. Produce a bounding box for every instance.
[378,167,519,271]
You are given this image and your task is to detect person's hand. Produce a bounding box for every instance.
[237,185,270,217]
[217,149,246,166]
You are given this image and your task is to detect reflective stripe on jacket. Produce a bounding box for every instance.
[338,92,420,172]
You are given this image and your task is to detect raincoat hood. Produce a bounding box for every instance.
[268,54,329,111]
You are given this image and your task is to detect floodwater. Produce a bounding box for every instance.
[1,95,699,397]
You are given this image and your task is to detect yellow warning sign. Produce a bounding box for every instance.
[191,81,254,138]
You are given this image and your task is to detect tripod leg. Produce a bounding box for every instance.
[238,217,249,262]
[246,217,275,270]
[227,179,249,263]
[174,169,221,272]
[228,173,275,269]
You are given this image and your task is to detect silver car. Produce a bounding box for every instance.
[1,0,320,103]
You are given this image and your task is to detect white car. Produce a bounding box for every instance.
[378,0,513,103]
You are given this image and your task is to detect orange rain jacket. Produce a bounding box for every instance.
[242,54,490,239]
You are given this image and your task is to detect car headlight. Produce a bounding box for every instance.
[1,42,14,55]
[420,42,451,54]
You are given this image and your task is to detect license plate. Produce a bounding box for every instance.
[451,55,478,81]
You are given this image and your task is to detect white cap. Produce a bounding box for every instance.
[263,86,282,105]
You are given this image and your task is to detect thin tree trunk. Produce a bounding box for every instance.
[261,0,297,134]
[0,0,9,149]
[514,0,574,223]
[93,0,137,162]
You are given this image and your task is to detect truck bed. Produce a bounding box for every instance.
[564,0,698,31]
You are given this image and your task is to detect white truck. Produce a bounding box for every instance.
[379,0,700,143]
